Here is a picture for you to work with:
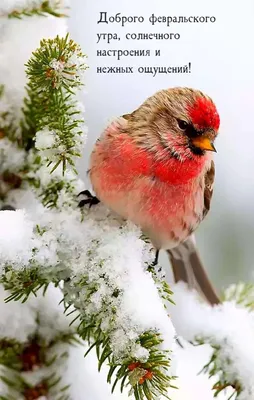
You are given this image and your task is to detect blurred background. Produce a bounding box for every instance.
[69,0,254,293]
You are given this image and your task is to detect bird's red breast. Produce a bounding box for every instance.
[101,133,207,186]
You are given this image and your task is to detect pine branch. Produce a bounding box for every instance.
[21,34,88,174]
[1,267,55,303]
[223,282,254,309]
[5,1,67,19]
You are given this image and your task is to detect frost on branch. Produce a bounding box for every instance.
[168,282,254,400]
[0,205,177,399]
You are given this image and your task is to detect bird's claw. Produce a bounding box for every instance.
[78,190,94,198]
[152,250,161,269]
[78,190,100,208]
[149,250,162,273]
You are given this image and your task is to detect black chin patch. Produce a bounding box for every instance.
[189,144,205,156]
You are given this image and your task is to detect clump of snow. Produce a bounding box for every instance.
[35,128,57,150]
[168,282,254,399]
[34,128,65,163]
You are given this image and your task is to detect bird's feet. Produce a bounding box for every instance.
[152,250,160,267]
[149,250,162,272]
[78,190,100,208]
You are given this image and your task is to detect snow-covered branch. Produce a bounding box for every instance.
[169,282,254,399]
[0,205,177,398]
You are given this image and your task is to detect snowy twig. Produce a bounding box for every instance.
[21,34,88,174]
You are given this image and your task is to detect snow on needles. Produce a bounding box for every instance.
[0,204,176,367]
[168,282,254,399]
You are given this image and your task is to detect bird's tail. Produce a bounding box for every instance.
[167,235,220,305]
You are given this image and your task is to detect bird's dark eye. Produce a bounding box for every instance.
[177,120,189,130]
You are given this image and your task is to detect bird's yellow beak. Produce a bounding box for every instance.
[191,136,216,152]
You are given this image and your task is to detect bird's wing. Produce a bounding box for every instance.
[203,159,215,218]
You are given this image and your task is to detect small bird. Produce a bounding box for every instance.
[81,87,221,304]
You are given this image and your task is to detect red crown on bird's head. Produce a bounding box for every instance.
[188,97,220,131]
